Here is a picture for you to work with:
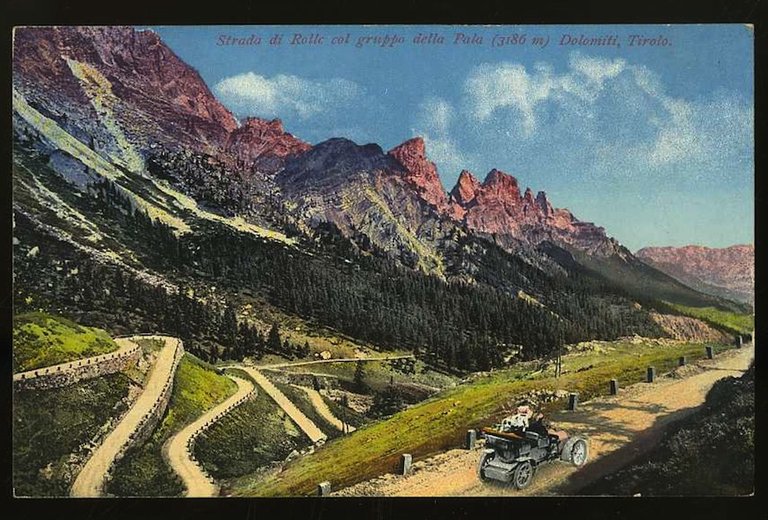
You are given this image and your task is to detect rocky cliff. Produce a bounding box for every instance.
[13,26,238,160]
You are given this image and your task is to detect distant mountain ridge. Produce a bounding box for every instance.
[12,24,742,315]
[636,245,754,305]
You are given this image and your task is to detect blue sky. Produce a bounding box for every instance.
[151,25,753,251]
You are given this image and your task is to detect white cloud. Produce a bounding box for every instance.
[464,53,629,135]
[569,53,626,85]
[214,72,362,120]
[412,97,474,176]
[464,62,554,135]
[420,97,454,134]
[462,52,752,174]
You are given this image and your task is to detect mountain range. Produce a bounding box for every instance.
[11,25,748,369]
[636,245,754,305]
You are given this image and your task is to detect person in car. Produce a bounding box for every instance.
[530,411,568,445]
[501,405,533,432]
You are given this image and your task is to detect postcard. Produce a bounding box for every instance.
[11,24,754,498]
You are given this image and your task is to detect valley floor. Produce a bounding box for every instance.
[332,343,754,497]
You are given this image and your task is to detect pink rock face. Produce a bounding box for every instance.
[444,166,614,252]
[388,137,448,210]
[478,169,522,204]
[448,170,481,219]
[225,117,311,172]
[535,191,553,216]
[449,170,481,206]
[460,169,523,236]
[13,26,238,152]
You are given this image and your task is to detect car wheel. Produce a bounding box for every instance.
[512,460,534,489]
[477,451,493,481]
[570,439,589,467]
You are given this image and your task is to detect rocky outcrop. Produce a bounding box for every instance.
[444,167,619,255]
[649,312,732,343]
[280,138,399,189]
[636,245,754,305]
[224,117,311,173]
[388,137,448,210]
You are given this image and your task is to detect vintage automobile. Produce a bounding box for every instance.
[477,416,589,489]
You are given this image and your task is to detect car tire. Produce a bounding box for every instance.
[570,438,589,467]
[512,460,534,489]
[477,451,493,481]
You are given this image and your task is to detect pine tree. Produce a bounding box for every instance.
[353,360,367,393]
[220,304,238,350]
[267,322,282,353]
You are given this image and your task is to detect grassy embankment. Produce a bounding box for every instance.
[13,312,119,372]
[665,302,754,335]
[13,373,132,497]
[193,368,313,487]
[233,339,737,497]
[107,350,236,496]
[272,381,344,440]
[12,312,130,496]
[321,395,368,429]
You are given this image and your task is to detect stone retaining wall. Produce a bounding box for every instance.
[14,344,142,391]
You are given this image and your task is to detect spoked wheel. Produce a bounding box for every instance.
[570,439,589,467]
[477,451,494,481]
[512,460,534,489]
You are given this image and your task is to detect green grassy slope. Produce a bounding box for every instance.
[665,303,754,335]
[13,373,132,497]
[278,359,456,393]
[13,312,119,372]
[193,388,312,485]
[235,339,734,496]
[107,352,236,496]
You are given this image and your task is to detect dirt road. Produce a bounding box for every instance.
[294,385,357,433]
[70,336,181,497]
[241,367,327,444]
[334,344,754,497]
[255,355,415,369]
[165,375,255,497]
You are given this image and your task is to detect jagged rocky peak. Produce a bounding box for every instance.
[388,137,448,209]
[449,170,481,206]
[523,187,535,204]
[480,168,522,202]
[535,190,553,215]
[225,116,311,171]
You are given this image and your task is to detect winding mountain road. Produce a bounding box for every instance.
[294,385,357,433]
[240,367,327,444]
[334,344,754,497]
[165,375,255,497]
[258,354,415,370]
[70,336,182,497]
